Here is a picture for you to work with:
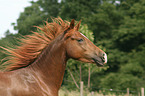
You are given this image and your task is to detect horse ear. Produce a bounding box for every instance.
[63,19,75,36]
[70,19,75,29]
[75,20,81,31]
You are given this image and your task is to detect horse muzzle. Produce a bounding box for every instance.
[92,53,107,66]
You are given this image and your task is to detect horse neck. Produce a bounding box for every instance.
[29,36,67,90]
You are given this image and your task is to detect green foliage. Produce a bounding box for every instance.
[37,0,60,17]
[59,0,101,20]
[100,73,144,90]
[14,3,44,35]
[113,17,145,52]
[86,2,124,42]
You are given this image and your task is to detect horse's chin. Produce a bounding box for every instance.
[92,58,104,67]
[78,58,105,67]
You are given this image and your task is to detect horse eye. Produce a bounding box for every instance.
[77,39,83,42]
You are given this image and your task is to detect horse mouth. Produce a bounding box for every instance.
[92,58,104,67]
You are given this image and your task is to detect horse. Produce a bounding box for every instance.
[0,17,107,96]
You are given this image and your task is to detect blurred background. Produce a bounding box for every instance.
[0,0,145,95]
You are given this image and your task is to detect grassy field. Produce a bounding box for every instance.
[59,89,130,96]
[59,89,103,96]
[59,88,140,96]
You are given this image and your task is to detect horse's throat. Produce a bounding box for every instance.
[45,48,67,89]
[31,43,67,90]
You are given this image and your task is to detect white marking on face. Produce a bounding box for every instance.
[80,33,89,40]
[104,53,107,63]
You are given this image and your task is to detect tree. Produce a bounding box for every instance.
[14,3,43,35]
[37,0,60,18]
[59,0,101,20]
[99,0,145,90]
[86,2,124,43]
[14,0,61,36]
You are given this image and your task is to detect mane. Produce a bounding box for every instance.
[1,17,70,71]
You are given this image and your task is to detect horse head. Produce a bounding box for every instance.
[64,19,107,66]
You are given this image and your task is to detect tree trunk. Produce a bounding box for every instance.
[68,68,79,89]
[80,64,82,82]
[88,64,91,88]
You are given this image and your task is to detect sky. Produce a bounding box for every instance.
[0,0,37,38]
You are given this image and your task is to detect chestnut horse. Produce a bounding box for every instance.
[0,18,107,96]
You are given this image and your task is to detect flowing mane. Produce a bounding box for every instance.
[1,17,70,71]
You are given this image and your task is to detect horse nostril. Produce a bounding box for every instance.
[102,57,105,62]
[102,53,107,63]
